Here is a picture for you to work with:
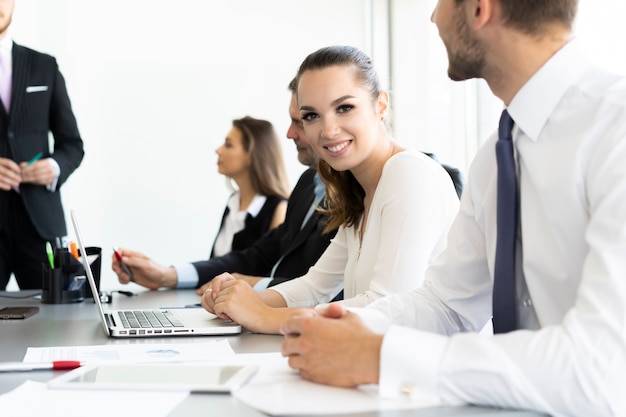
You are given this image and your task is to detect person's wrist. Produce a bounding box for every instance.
[361,333,383,385]
[164,266,179,288]
[245,276,262,287]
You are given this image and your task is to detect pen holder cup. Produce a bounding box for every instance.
[41,261,84,304]
[40,246,102,304]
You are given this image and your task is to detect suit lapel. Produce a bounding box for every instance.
[0,98,7,119]
[285,199,327,254]
[275,171,317,255]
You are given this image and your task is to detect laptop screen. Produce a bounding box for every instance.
[70,210,111,336]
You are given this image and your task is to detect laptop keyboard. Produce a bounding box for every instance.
[118,310,184,329]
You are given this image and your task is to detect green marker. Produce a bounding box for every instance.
[26,152,43,167]
[45,241,55,269]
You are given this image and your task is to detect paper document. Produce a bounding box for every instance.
[23,339,235,364]
[0,380,186,417]
[231,352,443,415]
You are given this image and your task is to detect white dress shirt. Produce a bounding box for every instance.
[361,39,626,417]
[271,150,459,308]
[0,36,13,111]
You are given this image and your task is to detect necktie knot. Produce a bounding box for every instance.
[498,110,514,143]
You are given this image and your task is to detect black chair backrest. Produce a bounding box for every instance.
[423,152,464,199]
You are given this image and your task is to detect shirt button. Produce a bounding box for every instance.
[523,298,533,307]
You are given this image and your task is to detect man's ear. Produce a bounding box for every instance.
[471,0,494,30]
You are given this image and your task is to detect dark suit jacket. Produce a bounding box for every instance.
[0,43,84,239]
[209,195,286,258]
[193,169,336,287]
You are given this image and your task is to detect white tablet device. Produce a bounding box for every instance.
[48,362,259,393]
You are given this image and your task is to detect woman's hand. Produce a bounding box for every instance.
[200,273,284,334]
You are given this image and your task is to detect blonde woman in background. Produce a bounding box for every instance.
[211,116,289,257]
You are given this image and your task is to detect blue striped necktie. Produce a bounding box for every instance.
[300,174,325,230]
[492,110,518,334]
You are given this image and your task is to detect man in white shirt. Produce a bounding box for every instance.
[280,1,626,416]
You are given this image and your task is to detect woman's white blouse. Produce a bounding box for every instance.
[272,150,460,308]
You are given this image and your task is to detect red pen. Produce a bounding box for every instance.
[113,247,135,281]
[0,361,83,372]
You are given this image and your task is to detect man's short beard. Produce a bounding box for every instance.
[447,6,486,81]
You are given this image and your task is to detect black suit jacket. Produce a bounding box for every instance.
[192,169,336,287]
[0,43,84,239]
[209,195,285,258]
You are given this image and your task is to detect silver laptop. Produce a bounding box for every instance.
[70,210,242,338]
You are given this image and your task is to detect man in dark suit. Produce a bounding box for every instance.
[113,79,337,294]
[0,0,84,290]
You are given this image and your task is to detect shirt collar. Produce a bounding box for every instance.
[246,194,266,217]
[226,192,267,218]
[0,37,12,61]
[507,38,591,142]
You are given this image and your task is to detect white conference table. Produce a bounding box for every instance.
[0,288,546,417]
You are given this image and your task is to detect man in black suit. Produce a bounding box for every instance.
[0,0,84,290]
[113,79,337,294]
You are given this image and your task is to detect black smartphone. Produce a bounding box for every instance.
[0,306,40,319]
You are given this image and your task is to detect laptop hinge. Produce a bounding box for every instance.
[105,313,116,328]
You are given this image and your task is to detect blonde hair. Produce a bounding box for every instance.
[232,116,290,199]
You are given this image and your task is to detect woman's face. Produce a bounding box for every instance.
[215,126,251,180]
[297,65,387,173]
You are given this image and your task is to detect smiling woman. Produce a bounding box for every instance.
[200,45,461,335]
